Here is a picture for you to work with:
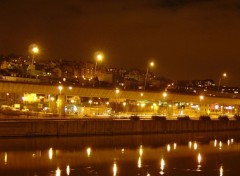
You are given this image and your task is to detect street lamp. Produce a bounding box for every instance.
[30,45,39,65]
[163,92,167,98]
[199,95,204,115]
[144,61,154,91]
[58,85,63,95]
[58,86,63,116]
[218,73,227,91]
[115,88,120,114]
[94,51,104,76]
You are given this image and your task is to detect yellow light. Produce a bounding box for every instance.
[113,162,117,176]
[219,141,222,149]
[214,139,217,147]
[167,144,171,152]
[56,167,61,176]
[149,61,154,67]
[173,143,177,150]
[116,89,120,94]
[223,73,227,77]
[197,153,202,164]
[140,93,144,97]
[32,46,39,54]
[160,157,165,173]
[138,157,142,168]
[95,51,104,62]
[87,147,91,157]
[48,148,53,160]
[4,152,7,165]
[66,165,70,175]
[58,86,63,91]
[194,142,198,150]
[163,92,167,98]
[200,95,204,100]
[123,102,126,106]
[220,165,223,176]
[189,141,192,149]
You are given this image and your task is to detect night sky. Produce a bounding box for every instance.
[1,0,240,86]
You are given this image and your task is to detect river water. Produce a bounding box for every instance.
[0,132,240,176]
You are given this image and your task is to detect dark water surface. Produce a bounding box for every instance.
[0,132,240,176]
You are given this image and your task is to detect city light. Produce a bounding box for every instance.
[48,148,53,160]
[160,157,165,175]
[87,147,91,157]
[32,46,39,54]
[113,162,117,176]
[144,61,155,91]
[95,51,104,62]
[163,92,167,98]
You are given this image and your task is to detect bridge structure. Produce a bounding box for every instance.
[0,81,239,118]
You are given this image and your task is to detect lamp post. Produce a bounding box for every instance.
[29,44,39,76]
[218,73,227,92]
[93,51,104,87]
[115,88,120,115]
[199,95,204,115]
[31,46,39,65]
[144,61,154,91]
[94,51,104,76]
[58,86,63,116]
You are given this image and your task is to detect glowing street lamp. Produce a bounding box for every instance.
[144,61,154,91]
[115,88,120,114]
[94,51,104,76]
[218,72,227,91]
[199,95,204,115]
[163,92,167,98]
[58,85,63,95]
[30,45,39,65]
[58,85,63,116]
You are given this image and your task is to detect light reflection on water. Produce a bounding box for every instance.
[0,132,240,176]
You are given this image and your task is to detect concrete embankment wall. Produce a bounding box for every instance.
[0,119,240,137]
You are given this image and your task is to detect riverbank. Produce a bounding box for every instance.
[0,118,240,137]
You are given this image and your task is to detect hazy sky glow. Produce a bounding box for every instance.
[1,0,240,85]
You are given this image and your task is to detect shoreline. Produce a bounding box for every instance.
[0,118,240,137]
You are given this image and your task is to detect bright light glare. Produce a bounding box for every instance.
[95,51,104,62]
[138,157,142,168]
[66,165,70,175]
[167,144,171,152]
[58,86,63,91]
[48,148,53,160]
[113,163,117,176]
[56,167,61,176]
[163,92,167,98]
[220,166,223,176]
[197,153,202,164]
[150,61,154,67]
[87,147,91,157]
[32,47,39,54]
